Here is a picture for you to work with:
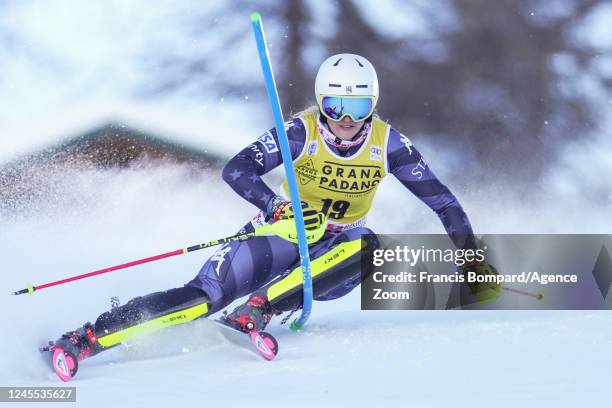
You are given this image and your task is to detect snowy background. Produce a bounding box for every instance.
[1,1,611,407]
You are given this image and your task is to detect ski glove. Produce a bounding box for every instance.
[266,195,325,231]
[461,261,501,303]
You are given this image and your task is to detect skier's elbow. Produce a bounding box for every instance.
[434,195,459,215]
[426,190,460,216]
[222,158,240,185]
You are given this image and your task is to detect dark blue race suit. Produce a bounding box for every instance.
[186,116,475,313]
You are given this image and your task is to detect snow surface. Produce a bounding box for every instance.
[1,1,611,405]
[1,144,611,407]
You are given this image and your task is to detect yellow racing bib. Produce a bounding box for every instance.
[281,111,389,229]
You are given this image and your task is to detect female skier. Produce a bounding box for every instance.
[44,53,498,379]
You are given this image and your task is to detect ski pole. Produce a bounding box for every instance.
[502,286,544,300]
[11,218,326,296]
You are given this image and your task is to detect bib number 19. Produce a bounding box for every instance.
[321,199,350,220]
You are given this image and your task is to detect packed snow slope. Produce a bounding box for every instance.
[1,133,611,407]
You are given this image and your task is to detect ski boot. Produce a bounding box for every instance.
[222,294,277,333]
[41,323,102,381]
[221,294,279,360]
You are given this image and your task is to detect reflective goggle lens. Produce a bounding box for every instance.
[321,96,373,121]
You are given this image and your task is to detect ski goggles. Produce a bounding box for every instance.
[320,96,375,122]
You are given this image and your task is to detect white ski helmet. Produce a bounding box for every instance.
[315,53,379,121]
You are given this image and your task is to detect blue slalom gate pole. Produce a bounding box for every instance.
[250,12,313,330]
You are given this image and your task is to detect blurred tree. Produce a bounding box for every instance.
[143,0,610,180]
[282,0,310,114]
[142,0,310,114]
[323,0,608,180]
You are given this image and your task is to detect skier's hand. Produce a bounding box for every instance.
[461,261,501,303]
[267,196,326,231]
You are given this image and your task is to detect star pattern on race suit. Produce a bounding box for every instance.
[229,168,243,181]
[261,192,272,204]
[447,225,457,234]
[248,173,259,183]
[244,189,254,200]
